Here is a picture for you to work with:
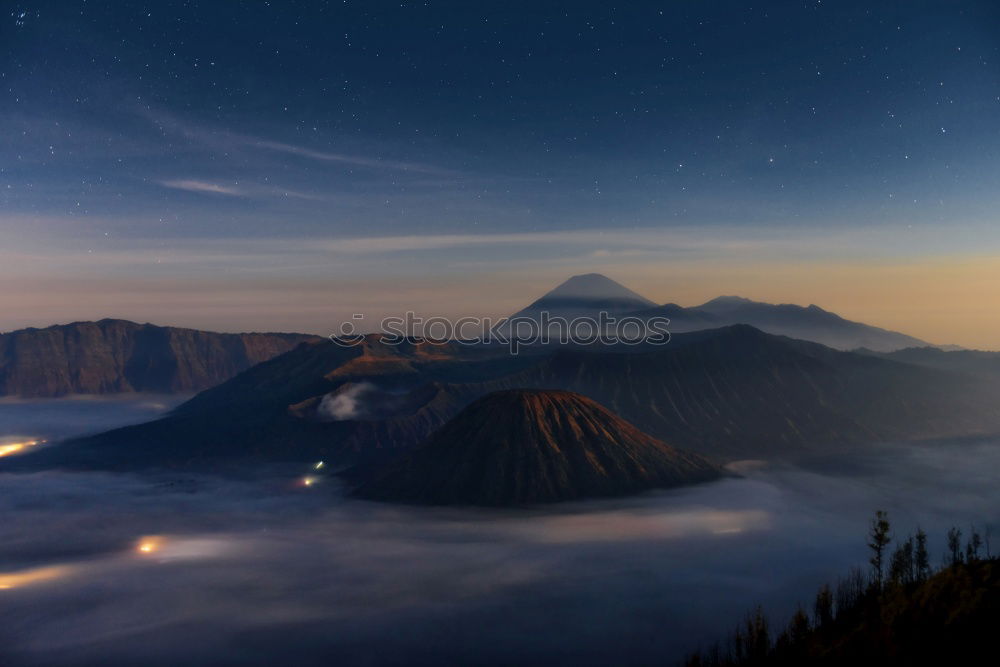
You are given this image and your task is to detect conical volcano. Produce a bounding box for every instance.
[509,273,656,321]
[353,389,723,506]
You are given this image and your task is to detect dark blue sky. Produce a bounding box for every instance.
[2,1,1000,345]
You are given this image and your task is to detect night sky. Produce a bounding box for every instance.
[3,1,1000,346]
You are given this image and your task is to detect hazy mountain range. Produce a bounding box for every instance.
[7,274,999,507]
[0,274,942,398]
[860,346,1000,380]
[17,324,1000,478]
[514,273,931,352]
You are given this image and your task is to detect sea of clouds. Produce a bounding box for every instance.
[1,399,999,666]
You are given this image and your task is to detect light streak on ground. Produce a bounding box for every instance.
[0,438,42,457]
[0,565,74,590]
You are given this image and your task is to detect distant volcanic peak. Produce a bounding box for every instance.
[535,273,656,307]
[353,389,722,506]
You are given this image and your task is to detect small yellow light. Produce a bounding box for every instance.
[314,461,325,470]
[301,476,319,487]
[136,536,164,554]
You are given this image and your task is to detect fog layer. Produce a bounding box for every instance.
[2,400,999,666]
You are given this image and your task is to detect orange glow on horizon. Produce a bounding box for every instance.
[4,248,1000,349]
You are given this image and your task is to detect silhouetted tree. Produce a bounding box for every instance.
[774,607,810,660]
[868,510,892,589]
[684,515,1000,667]
[742,606,771,662]
[704,641,723,667]
[813,584,834,628]
[966,526,982,562]
[732,626,745,663]
[947,527,963,566]
[889,536,915,586]
[787,606,810,643]
[835,566,867,614]
[914,528,930,581]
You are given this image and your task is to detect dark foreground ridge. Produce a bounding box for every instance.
[353,389,723,506]
[685,516,1000,666]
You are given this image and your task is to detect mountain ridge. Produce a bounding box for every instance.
[0,319,321,398]
[0,275,940,400]
[20,324,1000,472]
[510,274,932,352]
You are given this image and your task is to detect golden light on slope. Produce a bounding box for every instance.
[301,476,319,487]
[0,565,72,590]
[0,439,41,458]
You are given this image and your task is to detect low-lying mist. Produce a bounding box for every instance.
[2,400,999,666]
[0,394,190,442]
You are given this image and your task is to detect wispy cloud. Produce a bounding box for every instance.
[313,231,607,253]
[252,139,455,175]
[159,179,244,196]
[157,178,326,201]
[9,223,1000,263]
[143,107,455,176]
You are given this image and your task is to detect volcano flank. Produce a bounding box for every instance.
[353,389,724,506]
